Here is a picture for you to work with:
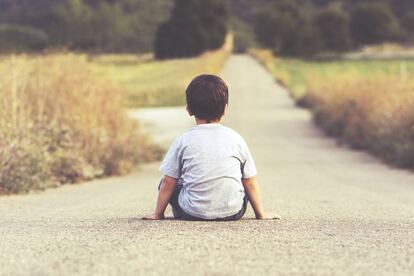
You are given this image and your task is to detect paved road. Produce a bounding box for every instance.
[1,55,414,275]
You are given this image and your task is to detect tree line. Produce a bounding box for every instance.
[0,0,172,53]
[252,0,414,58]
[1,0,414,58]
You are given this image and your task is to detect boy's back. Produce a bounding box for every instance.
[143,74,278,221]
[160,123,257,219]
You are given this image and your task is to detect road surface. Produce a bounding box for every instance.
[1,55,414,275]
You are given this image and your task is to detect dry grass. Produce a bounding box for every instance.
[0,53,156,194]
[250,49,414,169]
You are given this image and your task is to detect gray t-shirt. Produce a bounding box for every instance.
[159,123,257,219]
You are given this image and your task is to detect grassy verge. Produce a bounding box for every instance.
[0,54,158,194]
[91,36,232,108]
[250,49,414,169]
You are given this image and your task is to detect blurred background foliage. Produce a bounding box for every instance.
[0,0,173,53]
[251,0,414,58]
[154,0,228,59]
[1,0,414,58]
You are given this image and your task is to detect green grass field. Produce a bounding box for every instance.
[262,56,414,100]
[91,47,230,107]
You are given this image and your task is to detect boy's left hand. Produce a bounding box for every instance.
[142,213,165,220]
[256,213,281,220]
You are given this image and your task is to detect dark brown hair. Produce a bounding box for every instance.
[185,74,229,121]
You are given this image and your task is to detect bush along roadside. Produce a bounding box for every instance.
[249,49,414,170]
[304,77,414,169]
[0,54,160,195]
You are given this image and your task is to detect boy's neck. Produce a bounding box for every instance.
[195,118,221,125]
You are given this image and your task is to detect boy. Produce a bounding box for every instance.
[143,75,278,221]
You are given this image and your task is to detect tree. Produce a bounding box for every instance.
[154,18,206,59]
[350,2,402,46]
[51,0,95,49]
[253,9,281,48]
[154,0,228,59]
[254,2,303,56]
[119,0,173,53]
[314,8,351,53]
[0,24,49,53]
[0,0,172,54]
[293,20,323,58]
[89,2,128,51]
[195,0,228,50]
[401,11,414,37]
[253,1,323,58]
[230,17,256,53]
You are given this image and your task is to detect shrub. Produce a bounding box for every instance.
[250,50,414,169]
[0,54,154,194]
[306,77,414,168]
[0,140,52,194]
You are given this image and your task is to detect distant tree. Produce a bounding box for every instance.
[0,0,65,28]
[154,18,206,58]
[350,2,402,46]
[293,20,323,58]
[253,9,280,48]
[0,0,172,54]
[254,1,304,56]
[51,0,132,51]
[3,0,414,54]
[196,0,228,50]
[401,11,414,37]
[230,17,256,53]
[50,0,95,49]
[154,0,228,59]
[0,24,49,53]
[119,0,173,53]
[89,2,128,51]
[314,8,351,53]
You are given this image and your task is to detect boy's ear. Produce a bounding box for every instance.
[186,105,194,116]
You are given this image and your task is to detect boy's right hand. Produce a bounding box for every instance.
[141,213,165,220]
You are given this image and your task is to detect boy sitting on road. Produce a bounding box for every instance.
[143,74,278,221]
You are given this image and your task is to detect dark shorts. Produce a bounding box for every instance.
[159,181,248,221]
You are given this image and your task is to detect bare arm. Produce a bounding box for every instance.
[142,176,177,220]
[242,177,280,220]
[242,177,265,219]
